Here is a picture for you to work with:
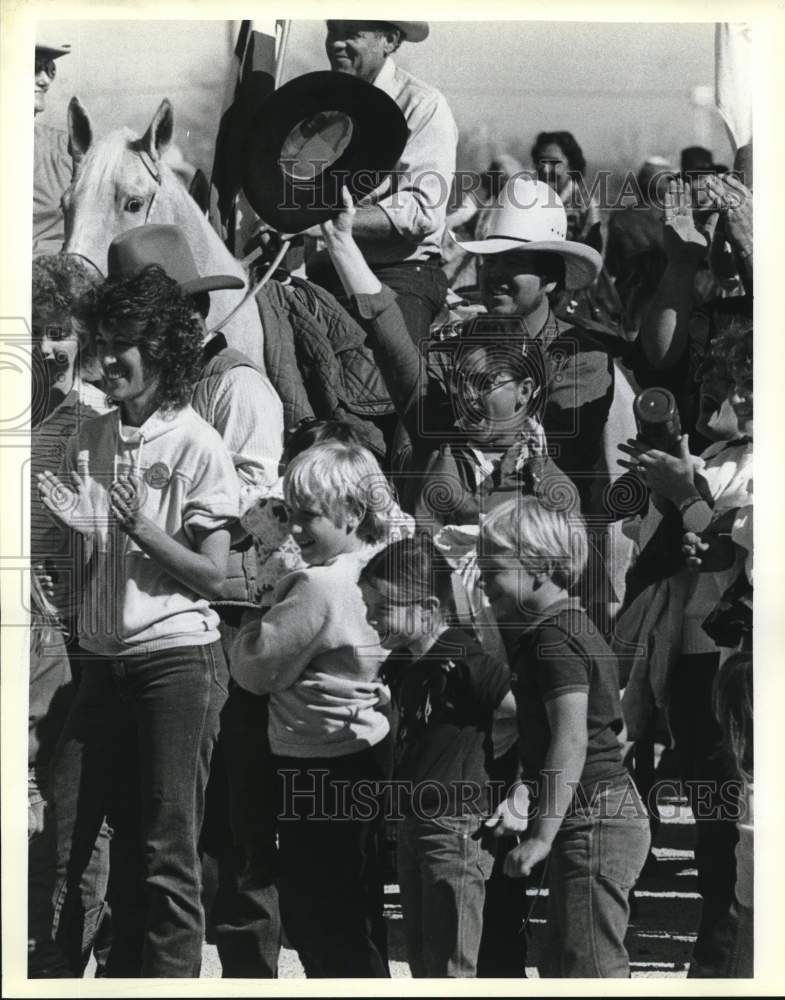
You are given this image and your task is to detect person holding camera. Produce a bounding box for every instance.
[616,321,753,978]
[635,150,752,447]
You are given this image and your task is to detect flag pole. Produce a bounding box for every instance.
[274,20,291,89]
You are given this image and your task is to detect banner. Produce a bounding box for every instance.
[210,20,290,253]
[715,22,752,154]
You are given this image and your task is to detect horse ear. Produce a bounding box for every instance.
[67,97,92,164]
[142,99,174,162]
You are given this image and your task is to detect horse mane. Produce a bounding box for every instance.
[154,164,249,288]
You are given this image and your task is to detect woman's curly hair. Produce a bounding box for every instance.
[531,130,587,178]
[708,316,753,382]
[76,264,204,412]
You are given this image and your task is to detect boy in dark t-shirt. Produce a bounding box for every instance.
[393,627,511,819]
[479,496,651,978]
[513,601,629,804]
[360,536,515,978]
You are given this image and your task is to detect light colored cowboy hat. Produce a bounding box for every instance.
[35,39,71,59]
[107,225,244,295]
[383,21,429,42]
[452,176,603,290]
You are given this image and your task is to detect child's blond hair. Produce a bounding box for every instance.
[283,441,396,544]
[479,495,588,590]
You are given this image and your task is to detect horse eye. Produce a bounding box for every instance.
[125,198,144,213]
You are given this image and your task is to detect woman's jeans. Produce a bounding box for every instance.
[51,641,228,977]
[540,779,651,978]
[397,812,494,977]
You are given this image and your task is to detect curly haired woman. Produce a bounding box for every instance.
[38,265,241,977]
[32,253,107,424]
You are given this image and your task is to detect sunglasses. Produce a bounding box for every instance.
[453,372,520,405]
[35,57,57,80]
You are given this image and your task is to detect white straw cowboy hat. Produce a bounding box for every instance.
[384,21,429,42]
[452,177,603,290]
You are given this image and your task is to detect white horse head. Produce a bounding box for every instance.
[62,97,266,370]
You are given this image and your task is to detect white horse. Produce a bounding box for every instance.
[62,97,266,371]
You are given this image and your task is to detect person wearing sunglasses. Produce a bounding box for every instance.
[34,39,72,257]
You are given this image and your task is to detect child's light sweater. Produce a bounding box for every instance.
[231,546,391,758]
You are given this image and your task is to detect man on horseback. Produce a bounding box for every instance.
[304,20,458,346]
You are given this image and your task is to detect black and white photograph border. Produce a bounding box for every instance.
[2,0,784,996]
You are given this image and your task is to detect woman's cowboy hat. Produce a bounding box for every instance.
[452,177,603,290]
[243,71,408,234]
[107,225,244,295]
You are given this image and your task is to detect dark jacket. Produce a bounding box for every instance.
[257,277,395,456]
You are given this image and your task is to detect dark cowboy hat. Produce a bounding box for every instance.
[35,39,71,58]
[107,225,244,295]
[242,70,408,234]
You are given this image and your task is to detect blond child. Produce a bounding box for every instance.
[478,495,650,977]
[231,441,403,977]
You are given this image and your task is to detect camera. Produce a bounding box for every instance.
[633,387,681,453]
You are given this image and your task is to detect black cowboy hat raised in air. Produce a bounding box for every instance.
[242,70,409,234]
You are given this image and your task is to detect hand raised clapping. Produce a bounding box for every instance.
[109,475,146,535]
[37,469,99,534]
[705,172,753,261]
[662,177,718,266]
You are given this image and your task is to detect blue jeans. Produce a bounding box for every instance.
[540,779,651,978]
[51,641,228,977]
[369,259,448,346]
[273,746,391,978]
[308,256,448,347]
[204,685,281,977]
[199,611,281,978]
[30,623,112,978]
[397,813,494,977]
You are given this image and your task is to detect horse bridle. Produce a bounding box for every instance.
[136,150,161,223]
[132,147,287,334]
